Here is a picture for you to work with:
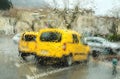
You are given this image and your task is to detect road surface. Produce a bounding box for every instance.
[0,36,120,79]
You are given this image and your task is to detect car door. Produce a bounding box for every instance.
[79,36,88,60]
[72,34,80,61]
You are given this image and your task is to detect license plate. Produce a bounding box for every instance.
[41,50,48,54]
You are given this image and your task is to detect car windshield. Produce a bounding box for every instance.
[96,37,109,43]
[40,32,61,42]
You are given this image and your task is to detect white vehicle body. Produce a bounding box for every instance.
[84,37,120,54]
[12,33,21,44]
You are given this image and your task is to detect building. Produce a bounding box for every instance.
[94,16,120,35]
[73,9,95,36]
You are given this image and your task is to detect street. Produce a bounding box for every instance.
[0,36,120,79]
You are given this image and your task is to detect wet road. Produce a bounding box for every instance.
[0,36,120,79]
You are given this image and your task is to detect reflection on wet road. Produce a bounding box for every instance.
[0,36,120,79]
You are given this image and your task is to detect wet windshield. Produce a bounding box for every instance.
[1,0,120,79]
[22,35,36,41]
[40,32,61,42]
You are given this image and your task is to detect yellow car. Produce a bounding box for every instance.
[18,32,38,60]
[35,28,90,66]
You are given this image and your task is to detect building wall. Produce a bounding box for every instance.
[94,16,120,35]
[73,9,95,35]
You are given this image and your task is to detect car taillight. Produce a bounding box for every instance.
[62,43,66,51]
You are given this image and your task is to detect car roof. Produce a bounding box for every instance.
[85,36,106,41]
[39,28,81,36]
[24,32,38,35]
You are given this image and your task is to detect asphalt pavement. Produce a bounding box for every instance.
[0,36,120,79]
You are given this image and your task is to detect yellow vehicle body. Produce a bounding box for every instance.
[36,28,90,62]
[18,32,38,55]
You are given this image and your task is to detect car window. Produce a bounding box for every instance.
[98,38,106,42]
[22,34,36,41]
[72,34,79,43]
[94,40,103,44]
[80,37,86,44]
[86,39,95,42]
[87,39,102,44]
[40,32,61,42]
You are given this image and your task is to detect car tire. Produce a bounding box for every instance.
[92,50,99,58]
[35,56,45,65]
[85,54,90,63]
[20,53,27,61]
[65,55,73,66]
[34,56,39,64]
[107,48,116,55]
[39,58,46,65]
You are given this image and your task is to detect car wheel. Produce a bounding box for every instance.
[34,56,39,64]
[106,48,115,55]
[65,55,73,66]
[92,50,99,58]
[20,53,27,61]
[35,56,45,65]
[39,58,46,65]
[85,54,90,63]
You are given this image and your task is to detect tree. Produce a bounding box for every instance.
[110,21,118,35]
[45,0,83,29]
[0,0,13,10]
[108,7,120,35]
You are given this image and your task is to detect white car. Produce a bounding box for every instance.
[84,37,120,55]
[12,33,21,44]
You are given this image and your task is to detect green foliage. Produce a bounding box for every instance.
[107,34,120,42]
[109,22,118,35]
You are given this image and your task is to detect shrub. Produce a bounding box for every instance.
[107,34,120,42]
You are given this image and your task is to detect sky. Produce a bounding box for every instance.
[92,0,120,15]
[11,0,46,8]
[11,0,120,16]
[45,0,120,16]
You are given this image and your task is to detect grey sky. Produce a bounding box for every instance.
[46,0,120,15]
[93,0,120,15]
[11,0,46,8]
[11,0,120,15]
